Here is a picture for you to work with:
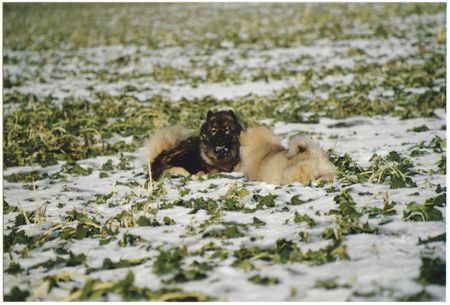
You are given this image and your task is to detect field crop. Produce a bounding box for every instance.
[3,3,446,301]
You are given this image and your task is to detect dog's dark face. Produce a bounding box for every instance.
[200,110,242,165]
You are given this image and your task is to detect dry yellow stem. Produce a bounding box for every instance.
[16,204,31,225]
[32,179,41,224]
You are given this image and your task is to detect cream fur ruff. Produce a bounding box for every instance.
[240,127,335,185]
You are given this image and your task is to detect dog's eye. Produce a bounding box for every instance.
[211,128,217,135]
[224,127,230,134]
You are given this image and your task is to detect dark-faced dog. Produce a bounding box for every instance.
[199,110,242,172]
[146,110,242,180]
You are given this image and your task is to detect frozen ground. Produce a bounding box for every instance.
[2,3,446,302]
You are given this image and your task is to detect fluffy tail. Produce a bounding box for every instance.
[240,127,281,150]
[140,125,193,166]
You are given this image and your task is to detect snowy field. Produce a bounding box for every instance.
[3,3,446,301]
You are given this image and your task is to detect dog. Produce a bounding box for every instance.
[142,110,242,180]
[239,126,335,185]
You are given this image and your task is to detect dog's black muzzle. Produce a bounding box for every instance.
[215,145,230,159]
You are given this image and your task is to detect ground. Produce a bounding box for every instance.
[2,3,446,301]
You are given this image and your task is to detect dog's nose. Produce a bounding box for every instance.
[215,146,229,159]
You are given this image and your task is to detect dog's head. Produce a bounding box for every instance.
[200,110,242,162]
[287,136,309,158]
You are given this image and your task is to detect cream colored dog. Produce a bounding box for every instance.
[240,127,335,185]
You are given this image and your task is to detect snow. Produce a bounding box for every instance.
[2,7,446,302]
[3,108,446,300]
[3,29,437,104]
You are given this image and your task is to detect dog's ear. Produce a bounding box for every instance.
[226,109,242,132]
[297,145,307,153]
[206,110,213,119]
[287,140,307,158]
[226,109,237,119]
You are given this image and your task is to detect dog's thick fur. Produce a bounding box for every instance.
[143,110,242,180]
[240,127,335,185]
[141,125,194,178]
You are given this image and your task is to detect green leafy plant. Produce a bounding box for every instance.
[418,257,445,286]
[403,195,444,222]
[360,151,416,188]
[248,274,280,285]
[293,212,316,227]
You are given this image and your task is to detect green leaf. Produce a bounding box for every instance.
[99,172,109,178]
[298,231,310,242]
[314,278,340,289]
[332,190,361,221]
[407,125,429,132]
[248,274,280,285]
[403,202,443,222]
[164,261,214,284]
[137,216,160,227]
[101,159,115,171]
[101,257,148,270]
[66,252,86,266]
[418,233,445,245]
[3,199,18,214]
[118,234,143,247]
[61,161,93,176]
[293,212,316,227]
[253,193,276,209]
[425,193,446,207]
[399,289,433,301]
[153,246,187,275]
[273,239,303,263]
[290,195,305,205]
[5,261,22,274]
[163,216,176,225]
[418,257,445,285]
[203,224,245,239]
[4,170,44,183]
[176,197,218,214]
[437,155,446,174]
[4,286,30,301]
[252,217,266,228]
